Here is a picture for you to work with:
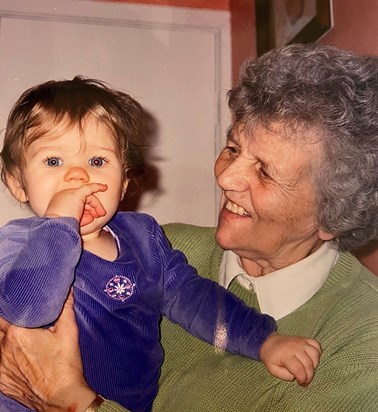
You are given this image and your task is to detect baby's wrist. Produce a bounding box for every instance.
[43,213,80,225]
[259,331,279,361]
[44,213,62,219]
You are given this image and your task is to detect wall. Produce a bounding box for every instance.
[97,0,378,274]
[100,0,255,82]
[319,0,378,55]
[100,0,229,9]
[0,0,232,227]
[319,0,378,275]
[103,0,378,73]
[229,0,256,83]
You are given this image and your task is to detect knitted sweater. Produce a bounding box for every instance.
[0,214,276,412]
[98,223,378,412]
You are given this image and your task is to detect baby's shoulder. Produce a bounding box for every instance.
[0,216,39,238]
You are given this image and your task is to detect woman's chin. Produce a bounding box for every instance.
[215,227,236,251]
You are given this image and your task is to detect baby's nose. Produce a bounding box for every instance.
[64,166,90,182]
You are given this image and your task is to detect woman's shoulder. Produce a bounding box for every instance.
[161,223,221,278]
[336,252,378,291]
[318,252,378,338]
[162,222,217,249]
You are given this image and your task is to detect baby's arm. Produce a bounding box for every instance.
[166,269,321,385]
[163,269,321,385]
[151,220,321,385]
[0,217,81,327]
[0,183,108,328]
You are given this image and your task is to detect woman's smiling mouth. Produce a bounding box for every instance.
[225,200,251,216]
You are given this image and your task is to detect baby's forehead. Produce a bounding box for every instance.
[26,114,115,144]
[26,120,119,159]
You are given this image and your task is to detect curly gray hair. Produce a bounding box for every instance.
[228,43,378,251]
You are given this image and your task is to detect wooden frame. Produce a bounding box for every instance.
[255,0,333,56]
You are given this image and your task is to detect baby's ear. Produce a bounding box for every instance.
[121,178,130,201]
[6,173,28,203]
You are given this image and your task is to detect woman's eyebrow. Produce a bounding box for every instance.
[226,128,239,144]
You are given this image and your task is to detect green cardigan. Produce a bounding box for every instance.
[100,223,378,412]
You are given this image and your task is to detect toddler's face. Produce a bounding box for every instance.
[14,116,126,235]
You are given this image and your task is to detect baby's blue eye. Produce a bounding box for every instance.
[89,157,106,167]
[45,157,62,167]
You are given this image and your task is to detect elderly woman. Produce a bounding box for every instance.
[0,43,377,412]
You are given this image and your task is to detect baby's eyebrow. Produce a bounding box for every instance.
[28,145,61,158]
[93,146,117,154]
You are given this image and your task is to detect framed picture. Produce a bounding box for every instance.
[255,0,333,56]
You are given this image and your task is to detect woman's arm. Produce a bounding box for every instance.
[0,293,128,412]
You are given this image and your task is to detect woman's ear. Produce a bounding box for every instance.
[6,173,28,203]
[319,228,334,241]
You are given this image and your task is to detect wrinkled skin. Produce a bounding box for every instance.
[0,293,96,412]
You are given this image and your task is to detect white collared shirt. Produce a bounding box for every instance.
[219,243,339,320]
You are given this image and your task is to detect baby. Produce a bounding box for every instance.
[0,77,321,411]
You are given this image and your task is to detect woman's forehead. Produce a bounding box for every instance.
[229,120,323,146]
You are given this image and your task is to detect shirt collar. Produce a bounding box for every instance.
[219,243,339,320]
[104,225,120,251]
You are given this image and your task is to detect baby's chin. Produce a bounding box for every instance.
[80,209,108,226]
[79,215,106,236]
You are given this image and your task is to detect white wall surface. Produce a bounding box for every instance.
[0,0,231,226]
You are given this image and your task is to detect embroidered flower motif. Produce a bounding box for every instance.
[104,275,135,301]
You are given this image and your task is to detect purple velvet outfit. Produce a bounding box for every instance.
[0,212,276,411]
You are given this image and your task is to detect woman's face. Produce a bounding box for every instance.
[215,123,331,273]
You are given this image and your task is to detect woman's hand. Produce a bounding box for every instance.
[0,292,96,412]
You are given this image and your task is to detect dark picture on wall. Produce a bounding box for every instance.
[255,0,333,56]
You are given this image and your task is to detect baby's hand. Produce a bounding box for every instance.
[259,332,321,387]
[44,183,108,226]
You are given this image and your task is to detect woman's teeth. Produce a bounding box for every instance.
[225,201,250,216]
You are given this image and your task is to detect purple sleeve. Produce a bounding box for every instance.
[0,217,81,327]
[152,222,277,361]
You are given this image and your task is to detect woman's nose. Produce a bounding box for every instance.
[63,166,90,183]
[215,157,248,191]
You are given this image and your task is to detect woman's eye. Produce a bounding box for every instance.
[45,157,62,167]
[89,157,107,167]
[258,168,270,179]
[224,145,238,155]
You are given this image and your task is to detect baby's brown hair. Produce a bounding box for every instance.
[1,76,145,189]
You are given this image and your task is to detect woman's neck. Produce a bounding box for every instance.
[240,238,325,277]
